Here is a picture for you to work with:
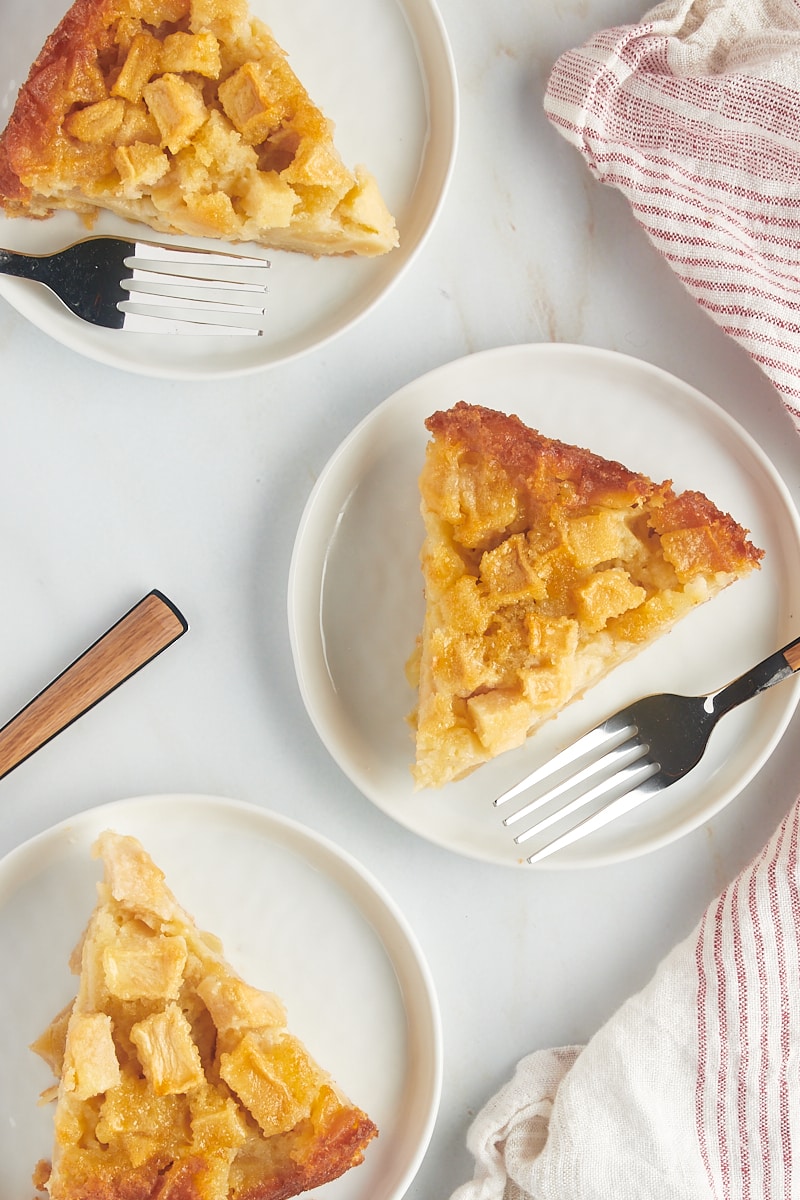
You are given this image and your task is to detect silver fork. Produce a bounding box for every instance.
[0,236,270,335]
[495,635,800,864]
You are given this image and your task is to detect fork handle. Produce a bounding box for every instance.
[0,590,188,782]
[710,634,800,718]
[0,248,49,280]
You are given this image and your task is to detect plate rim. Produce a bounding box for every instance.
[0,791,443,1200]
[287,340,800,870]
[0,0,459,380]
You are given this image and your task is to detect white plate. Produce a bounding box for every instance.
[0,0,457,379]
[288,343,800,869]
[0,793,441,1200]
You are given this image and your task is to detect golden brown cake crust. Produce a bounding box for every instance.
[236,1108,378,1200]
[33,832,378,1200]
[424,401,656,512]
[0,0,399,254]
[34,1119,377,1200]
[0,0,116,209]
[424,401,763,572]
[409,402,764,788]
[34,1120,376,1200]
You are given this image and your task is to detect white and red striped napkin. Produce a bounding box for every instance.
[543,0,800,430]
[449,796,800,1200]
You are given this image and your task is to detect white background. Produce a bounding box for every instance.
[1,1,800,1198]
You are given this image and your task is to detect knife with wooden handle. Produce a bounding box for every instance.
[0,589,188,781]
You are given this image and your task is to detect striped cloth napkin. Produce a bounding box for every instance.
[542,0,800,430]
[449,797,800,1199]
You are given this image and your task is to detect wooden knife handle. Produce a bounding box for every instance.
[0,589,188,782]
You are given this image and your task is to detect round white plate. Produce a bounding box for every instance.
[0,793,441,1200]
[288,342,800,869]
[0,0,457,379]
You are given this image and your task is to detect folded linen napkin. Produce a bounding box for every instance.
[542,0,800,430]
[449,795,800,1200]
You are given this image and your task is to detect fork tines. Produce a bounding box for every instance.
[494,715,661,864]
[119,243,270,336]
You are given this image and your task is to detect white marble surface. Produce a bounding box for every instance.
[1,1,800,1197]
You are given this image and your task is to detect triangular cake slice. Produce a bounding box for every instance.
[407,401,764,789]
[31,831,377,1200]
[0,0,398,256]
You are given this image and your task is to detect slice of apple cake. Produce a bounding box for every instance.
[407,401,764,789]
[0,0,398,256]
[31,830,377,1199]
